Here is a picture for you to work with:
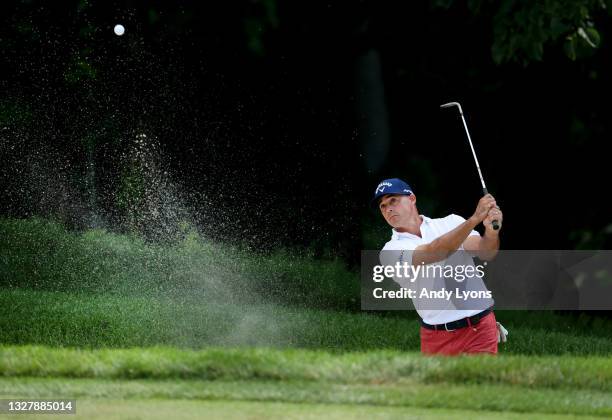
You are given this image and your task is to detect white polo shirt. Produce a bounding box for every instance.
[380,214,494,325]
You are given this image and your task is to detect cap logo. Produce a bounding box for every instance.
[376,181,392,194]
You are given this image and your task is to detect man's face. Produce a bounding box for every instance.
[378,194,416,228]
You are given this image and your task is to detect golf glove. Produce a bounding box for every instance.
[496,322,508,343]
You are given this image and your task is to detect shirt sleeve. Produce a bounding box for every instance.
[379,238,424,288]
[380,238,422,262]
[448,214,480,237]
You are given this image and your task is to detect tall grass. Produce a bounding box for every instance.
[2,217,612,355]
[2,289,612,355]
[0,217,358,309]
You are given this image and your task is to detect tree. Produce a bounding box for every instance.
[436,0,608,64]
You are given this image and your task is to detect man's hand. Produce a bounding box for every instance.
[497,322,509,343]
[470,194,497,225]
[464,194,502,261]
[484,205,503,233]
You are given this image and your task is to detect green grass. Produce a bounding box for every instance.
[3,217,612,417]
[0,217,359,310]
[2,217,612,355]
[4,343,608,417]
[2,345,612,391]
[1,375,611,417]
[2,397,605,420]
[2,288,612,355]
[0,289,420,350]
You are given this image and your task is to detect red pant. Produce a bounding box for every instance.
[420,312,498,356]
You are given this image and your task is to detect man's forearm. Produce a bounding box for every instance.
[477,231,500,261]
[413,217,480,265]
[430,217,481,255]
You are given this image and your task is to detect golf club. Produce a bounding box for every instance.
[440,101,500,230]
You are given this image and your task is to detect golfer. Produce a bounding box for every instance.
[374,178,505,355]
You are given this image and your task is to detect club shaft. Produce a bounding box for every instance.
[441,101,500,230]
[458,113,488,192]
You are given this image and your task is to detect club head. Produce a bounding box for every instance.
[440,101,463,114]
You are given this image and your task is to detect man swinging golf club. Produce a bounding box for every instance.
[373,102,507,355]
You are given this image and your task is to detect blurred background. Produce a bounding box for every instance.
[2,0,612,263]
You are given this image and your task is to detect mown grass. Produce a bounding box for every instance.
[2,345,612,391]
[11,399,597,420]
[1,375,611,417]
[2,345,612,417]
[2,398,597,420]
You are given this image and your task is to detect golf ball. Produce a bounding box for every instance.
[114,24,125,36]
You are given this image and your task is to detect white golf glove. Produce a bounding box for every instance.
[496,322,509,343]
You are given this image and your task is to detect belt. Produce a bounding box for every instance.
[421,307,493,331]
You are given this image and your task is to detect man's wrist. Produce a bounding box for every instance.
[484,228,500,239]
[467,216,480,229]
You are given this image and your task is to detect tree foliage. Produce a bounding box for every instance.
[437,0,610,64]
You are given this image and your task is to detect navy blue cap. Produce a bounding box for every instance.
[371,178,413,207]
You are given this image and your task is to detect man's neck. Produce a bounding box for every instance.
[395,215,423,237]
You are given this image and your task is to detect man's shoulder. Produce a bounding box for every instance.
[382,239,402,251]
[428,213,480,238]
[429,213,466,227]
[382,236,422,251]
[380,239,416,266]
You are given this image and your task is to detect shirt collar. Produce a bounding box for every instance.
[391,215,430,240]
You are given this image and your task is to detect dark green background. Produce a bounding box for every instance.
[1,0,611,262]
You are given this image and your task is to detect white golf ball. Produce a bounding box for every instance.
[114,24,125,36]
